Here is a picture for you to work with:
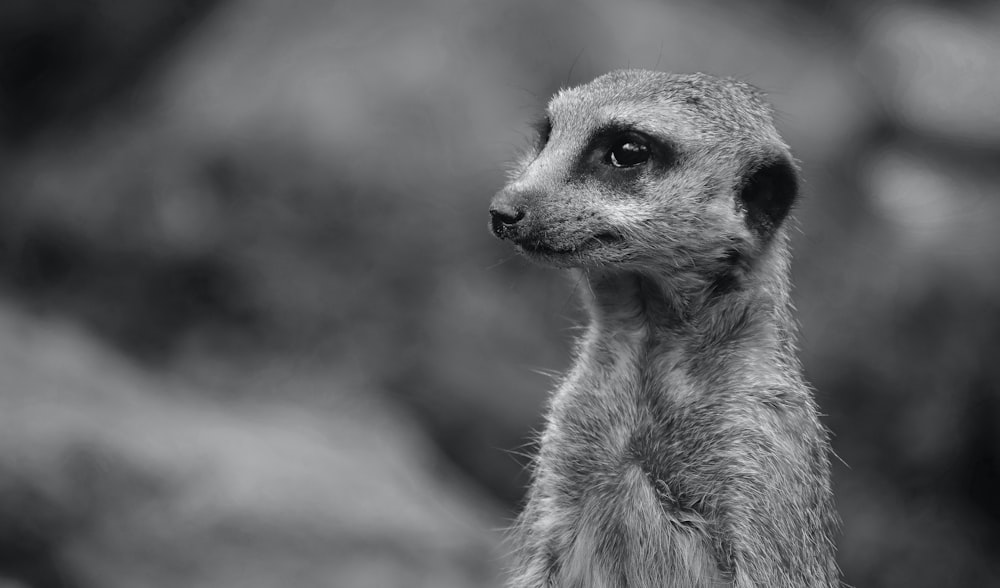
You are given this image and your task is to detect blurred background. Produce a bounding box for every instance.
[0,0,998,586]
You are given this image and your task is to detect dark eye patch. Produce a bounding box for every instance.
[605,133,651,168]
[562,125,677,195]
[574,123,678,182]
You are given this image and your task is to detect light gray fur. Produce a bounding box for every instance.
[490,70,839,587]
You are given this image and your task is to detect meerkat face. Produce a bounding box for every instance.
[490,70,799,283]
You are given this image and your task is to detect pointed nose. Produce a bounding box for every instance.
[489,188,528,239]
[489,205,525,238]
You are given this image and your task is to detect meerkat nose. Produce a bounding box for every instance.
[489,201,526,238]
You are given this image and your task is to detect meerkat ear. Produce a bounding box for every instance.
[737,151,799,240]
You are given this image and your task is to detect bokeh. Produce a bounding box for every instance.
[1,0,998,586]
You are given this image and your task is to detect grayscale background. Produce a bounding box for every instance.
[0,0,998,586]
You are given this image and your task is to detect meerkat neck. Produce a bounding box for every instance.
[579,241,798,379]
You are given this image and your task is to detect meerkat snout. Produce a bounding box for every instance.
[489,189,527,240]
[489,178,624,265]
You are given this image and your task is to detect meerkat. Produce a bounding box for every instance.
[489,70,839,588]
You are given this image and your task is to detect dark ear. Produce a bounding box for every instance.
[737,151,799,240]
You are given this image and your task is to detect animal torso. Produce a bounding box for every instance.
[511,273,837,588]
[491,70,839,587]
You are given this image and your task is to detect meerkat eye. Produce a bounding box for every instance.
[606,134,651,168]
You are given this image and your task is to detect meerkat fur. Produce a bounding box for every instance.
[489,70,839,587]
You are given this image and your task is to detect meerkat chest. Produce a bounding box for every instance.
[530,350,729,587]
[543,341,700,487]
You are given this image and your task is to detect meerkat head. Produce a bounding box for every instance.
[490,70,799,291]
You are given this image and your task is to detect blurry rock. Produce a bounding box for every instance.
[863,146,1000,278]
[0,305,504,588]
[860,6,1000,146]
[0,0,217,141]
[777,56,875,164]
[0,0,581,506]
